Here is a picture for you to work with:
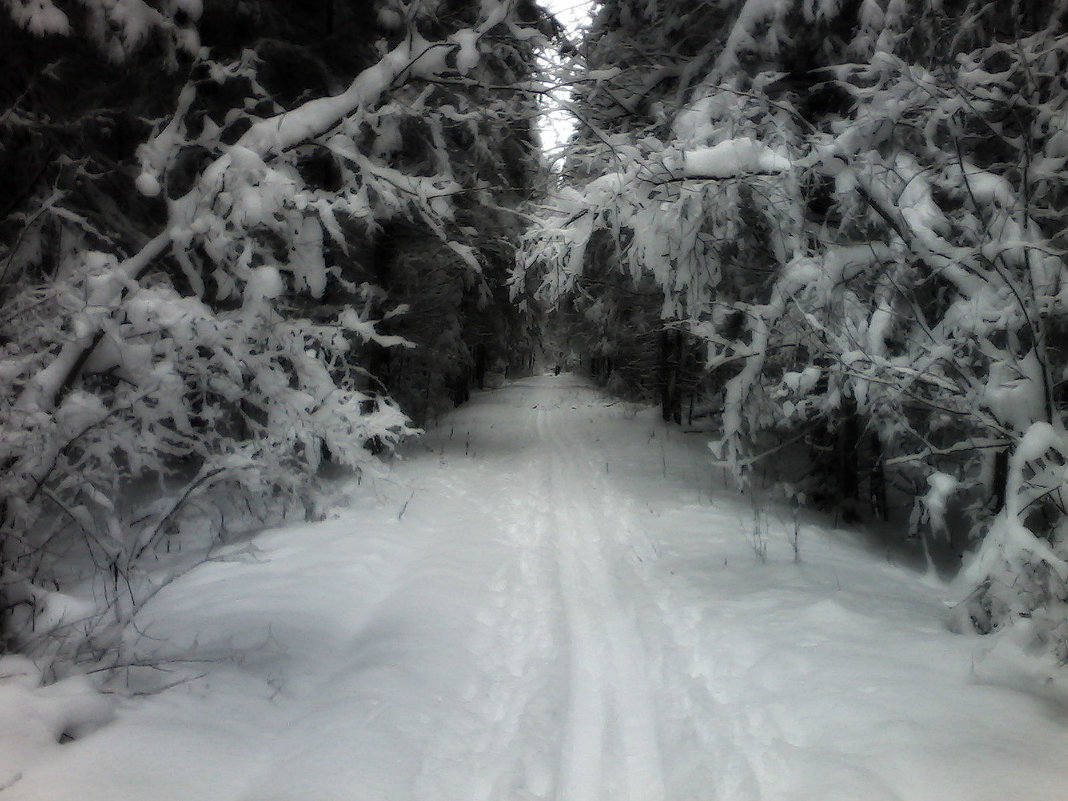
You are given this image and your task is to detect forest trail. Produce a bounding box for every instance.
[8,375,1068,801]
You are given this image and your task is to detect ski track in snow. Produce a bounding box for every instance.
[8,375,1068,801]
[538,407,665,801]
[409,391,676,801]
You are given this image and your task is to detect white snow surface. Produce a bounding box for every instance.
[679,138,791,178]
[6,375,1068,800]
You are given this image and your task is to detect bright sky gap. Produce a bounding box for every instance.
[538,0,594,160]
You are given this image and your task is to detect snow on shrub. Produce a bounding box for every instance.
[952,423,1068,659]
[0,0,525,666]
[518,7,1068,659]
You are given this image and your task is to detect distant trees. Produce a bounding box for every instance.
[518,0,1068,656]
[0,0,541,662]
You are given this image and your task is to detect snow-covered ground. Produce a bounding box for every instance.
[4,375,1068,800]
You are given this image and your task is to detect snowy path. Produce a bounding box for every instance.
[537,406,665,800]
[8,375,1068,800]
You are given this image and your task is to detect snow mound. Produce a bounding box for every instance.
[0,656,114,789]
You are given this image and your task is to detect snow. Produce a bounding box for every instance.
[0,656,114,790]
[676,138,791,179]
[452,29,480,75]
[922,471,959,533]
[713,0,782,75]
[290,217,327,299]
[7,0,70,36]
[173,0,202,20]
[242,266,284,308]
[134,172,161,198]
[5,375,1068,800]
[982,350,1049,433]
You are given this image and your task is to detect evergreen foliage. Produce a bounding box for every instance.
[519,0,1068,657]
[0,0,541,663]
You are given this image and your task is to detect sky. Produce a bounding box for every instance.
[537,0,594,158]
[542,0,592,32]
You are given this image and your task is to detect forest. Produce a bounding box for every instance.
[3,0,1068,695]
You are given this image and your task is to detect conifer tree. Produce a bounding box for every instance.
[0,0,541,661]
[519,0,1068,654]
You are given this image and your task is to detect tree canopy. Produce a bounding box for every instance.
[0,0,544,662]
[6,0,1068,668]
[518,0,1068,657]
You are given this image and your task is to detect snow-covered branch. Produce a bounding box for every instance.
[1,0,534,666]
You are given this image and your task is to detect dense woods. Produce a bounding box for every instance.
[4,0,1068,671]
[517,0,1068,657]
[0,0,543,663]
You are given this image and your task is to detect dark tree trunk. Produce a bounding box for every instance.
[992,447,1009,512]
[834,399,860,521]
[590,355,613,385]
[473,343,488,389]
[869,431,888,521]
[659,328,683,424]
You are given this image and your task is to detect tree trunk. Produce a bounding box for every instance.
[474,343,488,389]
[992,447,1009,512]
[659,328,683,424]
[835,399,860,522]
[869,432,888,521]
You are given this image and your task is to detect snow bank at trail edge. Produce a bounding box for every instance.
[3,374,1068,801]
[0,655,114,791]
